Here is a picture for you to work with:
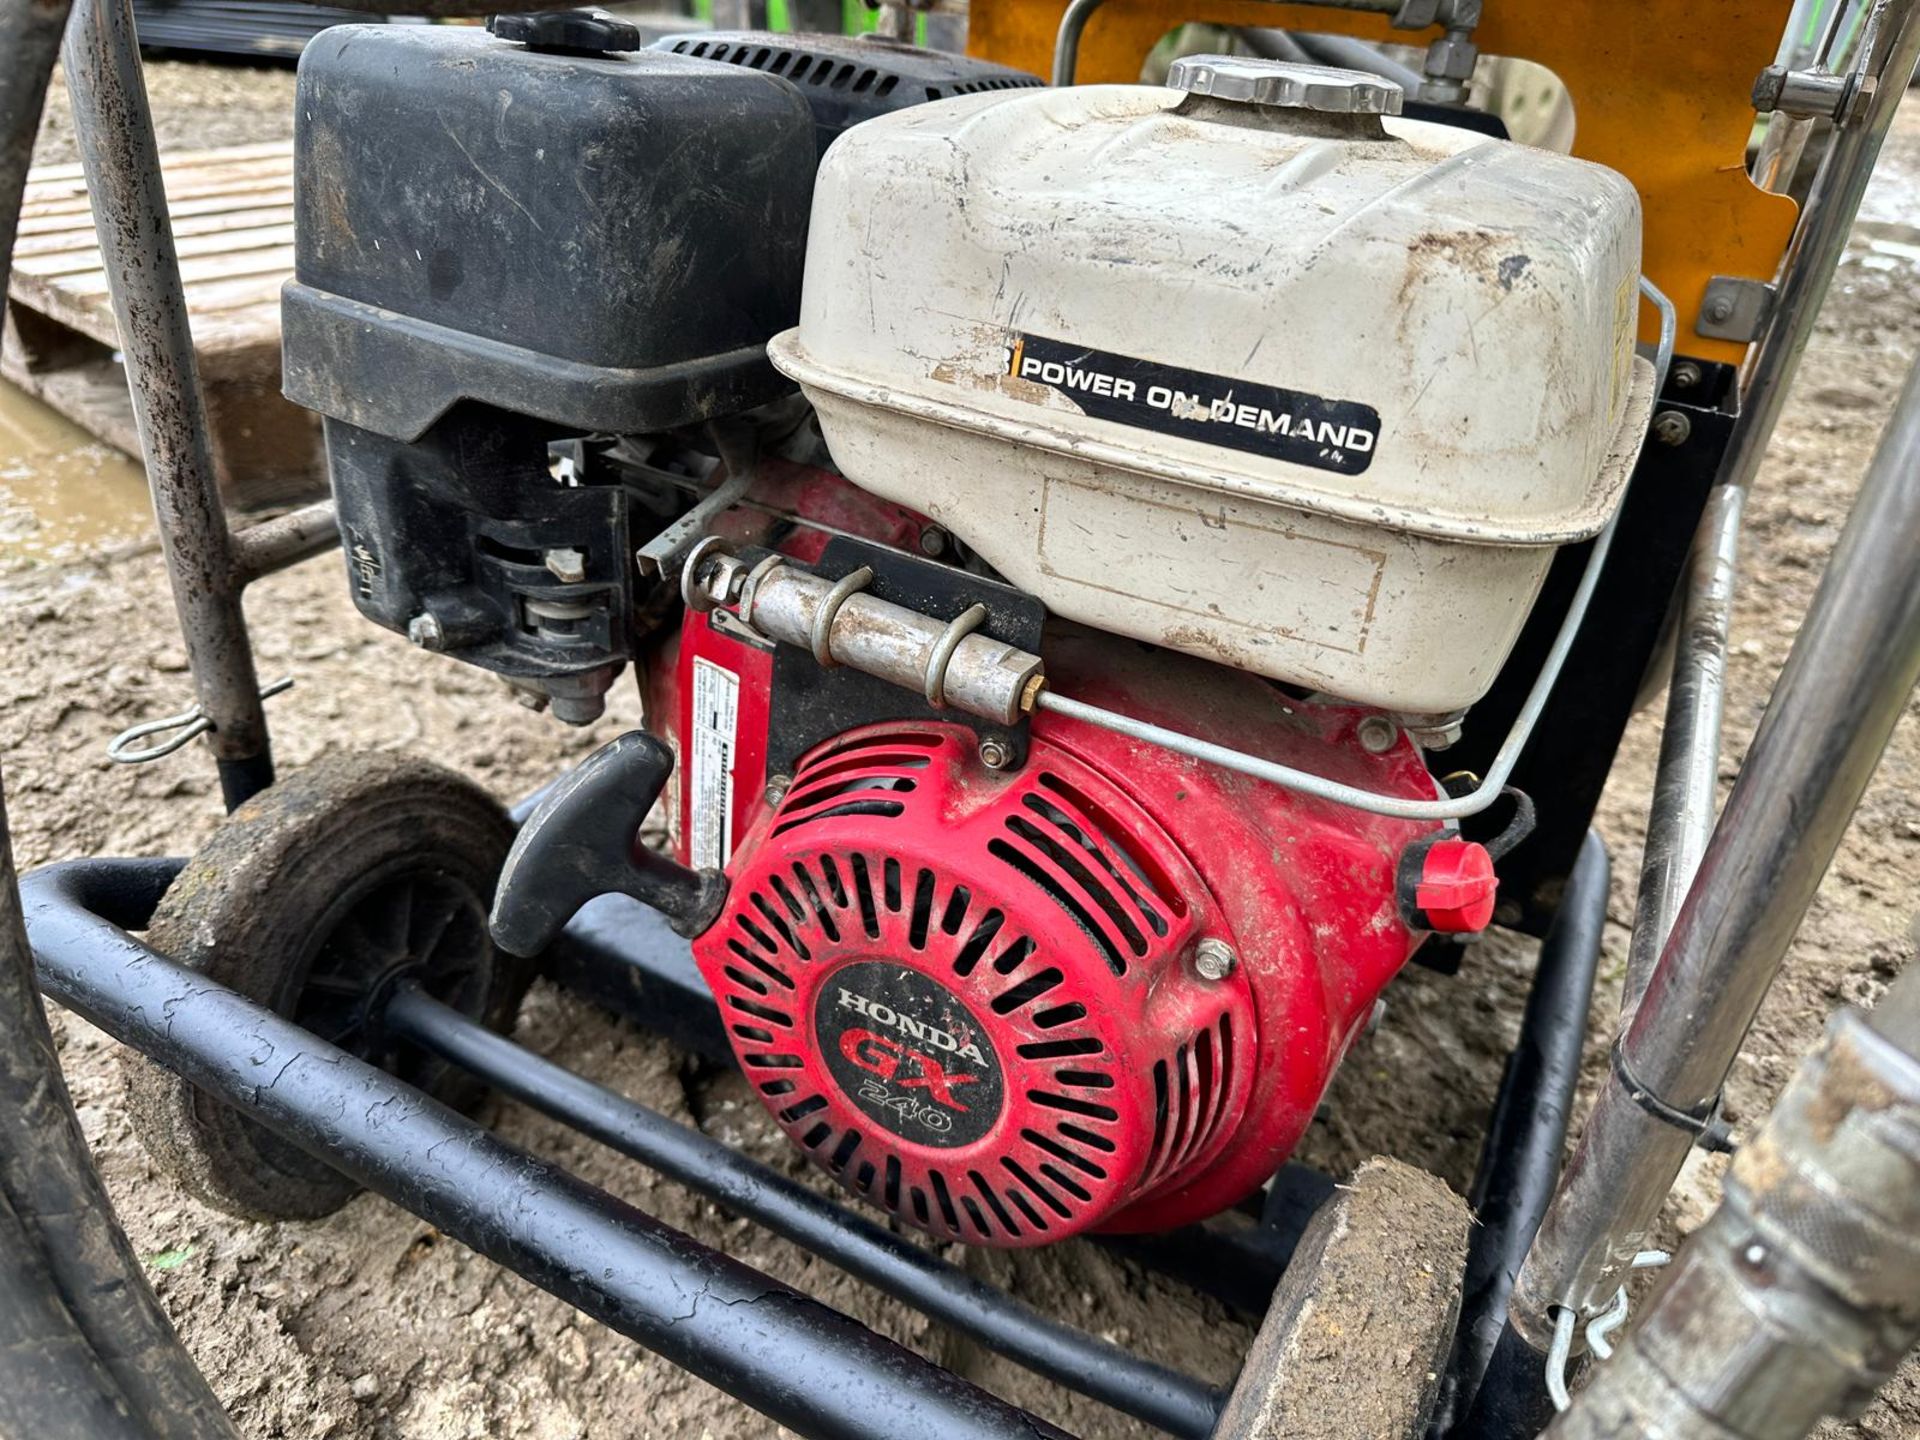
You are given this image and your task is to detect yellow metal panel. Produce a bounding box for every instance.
[969,0,1799,365]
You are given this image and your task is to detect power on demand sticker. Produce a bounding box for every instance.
[1003,333,1381,476]
[689,658,739,872]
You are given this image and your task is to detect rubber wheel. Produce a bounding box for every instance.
[122,752,527,1221]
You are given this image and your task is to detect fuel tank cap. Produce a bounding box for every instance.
[1166,55,1404,116]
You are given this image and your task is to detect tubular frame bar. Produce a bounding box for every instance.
[1719,0,1920,503]
[1514,342,1920,1341]
[59,0,343,810]
[1622,483,1744,1015]
[63,0,275,808]
[230,500,341,585]
[19,859,1079,1440]
[383,984,1224,1440]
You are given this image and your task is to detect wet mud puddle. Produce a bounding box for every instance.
[0,377,152,567]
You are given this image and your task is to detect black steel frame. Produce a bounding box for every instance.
[10,826,1610,1438]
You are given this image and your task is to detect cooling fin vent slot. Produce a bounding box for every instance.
[1140,1012,1236,1191]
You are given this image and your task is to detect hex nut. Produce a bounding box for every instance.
[1423,33,1478,82]
[1653,410,1693,447]
[978,737,1014,771]
[407,612,445,650]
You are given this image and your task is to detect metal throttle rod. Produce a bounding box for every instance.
[1513,342,1920,1347]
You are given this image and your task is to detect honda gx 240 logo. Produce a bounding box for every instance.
[815,963,1004,1147]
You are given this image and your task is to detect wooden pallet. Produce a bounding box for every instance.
[1,139,321,510]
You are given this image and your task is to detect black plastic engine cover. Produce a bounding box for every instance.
[281,24,816,442]
[648,32,1043,158]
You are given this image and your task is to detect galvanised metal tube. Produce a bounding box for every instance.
[1719,0,1920,499]
[1621,484,1745,1015]
[229,500,340,585]
[1547,964,1920,1440]
[63,0,273,809]
[385,985,1223,1440]
[743,566,1042,725]
[20,860,1076,1440]
[1513,348,1920,1343]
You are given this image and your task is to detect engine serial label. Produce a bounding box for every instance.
[816,963,1003,1148]
[1003,333,1380,476]
[688,658,740,872]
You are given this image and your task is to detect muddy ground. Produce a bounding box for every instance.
[3,55,1918,1440]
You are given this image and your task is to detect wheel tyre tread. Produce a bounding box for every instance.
[122,752,523,1221]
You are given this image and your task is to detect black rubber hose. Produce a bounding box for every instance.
[1430,830,1611,1437]
[0,4,238,1432]
[0,1186,156,1440]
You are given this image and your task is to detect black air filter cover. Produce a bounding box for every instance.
[282,25,816,441]
[649,32,1043,158]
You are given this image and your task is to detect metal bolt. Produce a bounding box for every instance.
[1752,64,1788,114]
[1706,294,1735,324]
[1653,410,1693,447]
[1194,938,1237,982]
[764,774,792,806]
[978,737,1014,771]
[1672,360,1703,391]
[407,612,445,650]
[1357,715,1399,754]
[917,526,948,558]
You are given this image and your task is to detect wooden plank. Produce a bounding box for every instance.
[10,205,294,256]
[58,243,296,299]
[13,187,295,235]
[21,159,299,216]
[13,222,295,278]
[4,140,315,504]
[16,139,293,188]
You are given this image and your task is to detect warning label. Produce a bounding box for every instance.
[1003,333,1381,476]
[689,658,739,872]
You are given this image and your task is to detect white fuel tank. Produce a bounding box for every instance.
[769,58,1655,715]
